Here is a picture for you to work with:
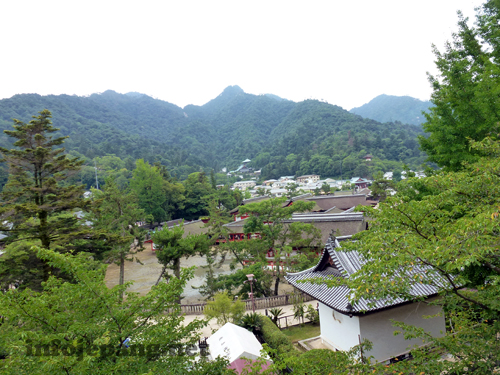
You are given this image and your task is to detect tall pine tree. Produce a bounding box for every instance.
[0,110,89,284]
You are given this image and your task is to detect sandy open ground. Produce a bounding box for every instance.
[104,245,239,303]
[105,245,296,304]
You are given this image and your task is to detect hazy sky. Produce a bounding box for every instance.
[0,0,485,110]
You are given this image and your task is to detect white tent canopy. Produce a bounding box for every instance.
[207,322,263,363]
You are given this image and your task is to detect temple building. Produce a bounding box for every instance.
[285,236,445,363]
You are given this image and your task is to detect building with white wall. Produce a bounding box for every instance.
[297,174,320,183]
[233,180,256,190]
[286,236,445,363]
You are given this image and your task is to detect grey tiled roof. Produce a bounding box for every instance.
[288,212,364,223]
[306,194,367,200]
[285,237,440,315]
[290,193,312,201]
[342,206,356,213]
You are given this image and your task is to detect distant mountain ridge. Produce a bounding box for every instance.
[350,94,433,125]
[0,88,427,183]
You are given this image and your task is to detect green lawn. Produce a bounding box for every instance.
[280,324,320,342]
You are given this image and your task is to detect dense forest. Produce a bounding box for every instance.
[0,86,428,190]
[350,94,432,125]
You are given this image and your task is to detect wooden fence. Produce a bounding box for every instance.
[179,293,314,315]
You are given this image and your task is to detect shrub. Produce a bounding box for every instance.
[290,349,350,374]
[239,312,262,334]
[306,305,319,324]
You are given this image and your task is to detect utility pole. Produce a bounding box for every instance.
[94,159,99,190]
[340,158,343,190]
[246,274,256,313]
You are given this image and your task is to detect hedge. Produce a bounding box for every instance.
[259,316,296,356]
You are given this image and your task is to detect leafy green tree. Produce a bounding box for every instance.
[93,155,125,171]
[210,169,216,189]
[392,167,402,182]
[285,182,300,199]
[181,172,214,220]
[419,1,500,171]
[0,240,44,291]
[0,110,90,284]
[199,261,273,299]
[0,247,231,374]
[241,197,320,296]
[293,296,306,325]
[90,178,144,290]
[198,202,274,299]
[201,202,248,268]
[0,110,88,248]
[162,179,185,220]
[305,304,319,324]
[369,171,395,201]
[325,138,500,374]
[203,292,246,326]
[152,223,208,285]
[232,188,244,207]
[320,182,330,195]
[130,159,166,225]
[255,187,269,197]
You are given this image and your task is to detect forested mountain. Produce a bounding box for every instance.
[350,94,432,125]
[0,87,427,187]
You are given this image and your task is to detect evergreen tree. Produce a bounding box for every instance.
[369,171,395,202]
[0,110,89,284]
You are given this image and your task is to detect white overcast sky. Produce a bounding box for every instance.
[0,0,485,111]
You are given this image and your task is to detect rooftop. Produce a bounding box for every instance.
[285,236,440,315]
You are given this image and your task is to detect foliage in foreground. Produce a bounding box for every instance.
[313,138,500,374]
[420,0,500,171]
[0,247,232,374]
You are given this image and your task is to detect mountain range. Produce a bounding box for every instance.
[0,87,430,185]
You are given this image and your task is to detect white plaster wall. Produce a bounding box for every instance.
[319,302,360,351]
[359,299,445,362]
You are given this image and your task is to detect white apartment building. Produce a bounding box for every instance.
[233,180,256,190]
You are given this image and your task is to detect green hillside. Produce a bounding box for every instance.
[0,87,428,188]
[350,94,432,125]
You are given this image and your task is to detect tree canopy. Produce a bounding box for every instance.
[419,1,500,171]
[241,197,320,296]
[0,247,231,374]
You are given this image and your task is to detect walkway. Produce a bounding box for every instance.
[182,300,319,338]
